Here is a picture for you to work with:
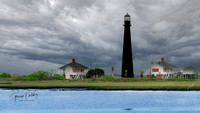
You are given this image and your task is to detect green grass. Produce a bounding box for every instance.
[0,78,200,90]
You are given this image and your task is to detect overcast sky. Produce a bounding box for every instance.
[0,0,200,75]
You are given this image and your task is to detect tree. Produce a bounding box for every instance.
[86,68,105,78]
[86,69,95,78]
[95,68,104,77]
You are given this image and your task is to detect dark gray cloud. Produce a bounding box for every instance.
[0,0,200,75]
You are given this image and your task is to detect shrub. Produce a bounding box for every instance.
[0,73,11,78]
[53,74,65,80]
[82,75,87,79]
[151,75,156,78]
[27,71,66,80]
[27,73,39,80]
[27,71,49,80]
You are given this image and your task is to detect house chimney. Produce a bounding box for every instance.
[161,58,164,62]
[72,58,75,63]
[151,61,153,64]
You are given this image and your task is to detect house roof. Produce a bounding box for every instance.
[183,66,197,70]
[159,61,177,69]
[59,61,89,69]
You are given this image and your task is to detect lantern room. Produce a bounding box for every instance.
[124,13,131,21]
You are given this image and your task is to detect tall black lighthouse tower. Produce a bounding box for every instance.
[121,13,134,78]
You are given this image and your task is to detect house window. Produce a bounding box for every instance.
[152,68,159,72]
[73,69,77,73]
[163,68,166,72]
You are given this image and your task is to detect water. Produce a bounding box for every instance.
[0,89,200,113]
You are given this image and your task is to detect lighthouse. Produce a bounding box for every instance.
[121,13,134,78]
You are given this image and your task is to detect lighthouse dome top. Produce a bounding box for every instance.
[124,13,130,21]
[125,13,130,17]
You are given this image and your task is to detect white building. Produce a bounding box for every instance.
[59,59,89,79]
[146,58,177,78]
[182,66,198,78]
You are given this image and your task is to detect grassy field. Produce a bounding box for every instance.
[0,78,200,90]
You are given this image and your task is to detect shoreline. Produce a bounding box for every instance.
[1,87,200,91]
[0,79,200,91]
[0,85,200,91]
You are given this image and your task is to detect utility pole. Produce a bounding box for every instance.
[112,64,114,77]
[90,62,93,69]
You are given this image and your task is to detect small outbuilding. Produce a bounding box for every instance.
[183,66,198,78]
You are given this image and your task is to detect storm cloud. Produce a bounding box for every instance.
[0,0,200,75]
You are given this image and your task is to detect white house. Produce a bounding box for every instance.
[146,58,177,78]
[182,66,198,78]
[59,59,89,79]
